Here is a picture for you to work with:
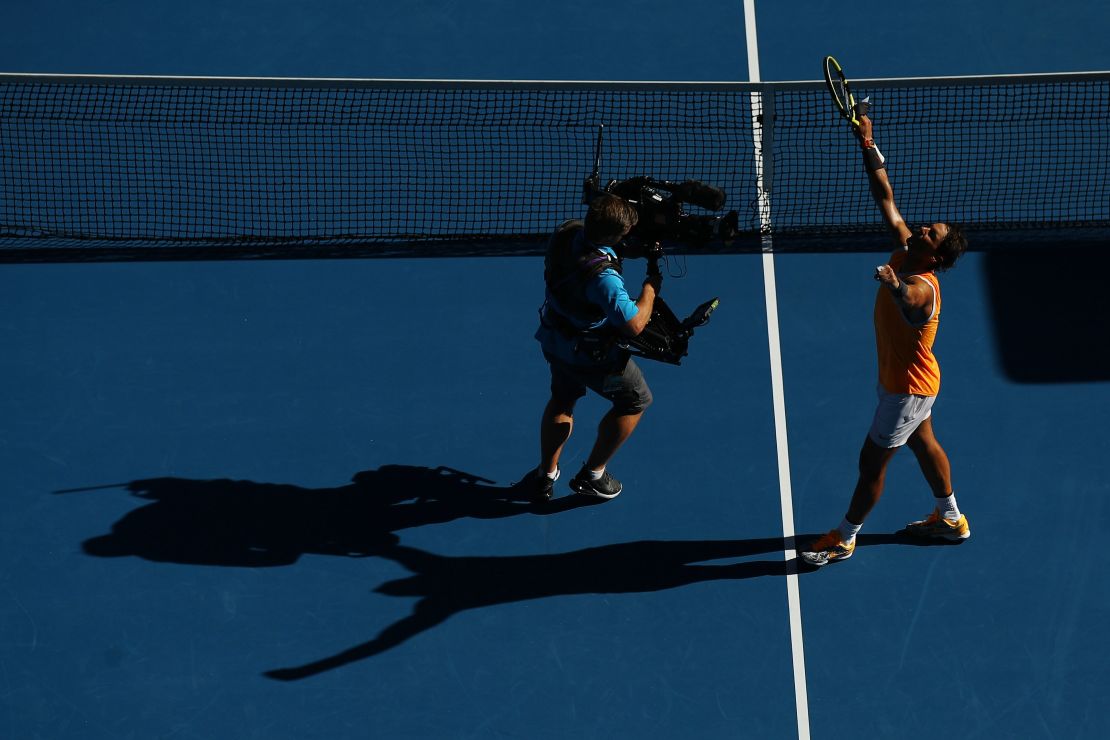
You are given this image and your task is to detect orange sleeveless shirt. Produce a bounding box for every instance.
[874,250,942,396]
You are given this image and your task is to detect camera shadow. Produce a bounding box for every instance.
[75,465,595,567]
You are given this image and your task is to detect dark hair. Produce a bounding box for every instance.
[584,194,638,246]
[935,223,968,272]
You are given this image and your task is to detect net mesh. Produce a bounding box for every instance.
[770,79,1110,242]
[1,73,1107,259]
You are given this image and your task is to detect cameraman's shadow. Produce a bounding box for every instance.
[77,465,595,567]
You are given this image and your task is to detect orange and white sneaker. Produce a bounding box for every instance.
[800,530,856,566]
[904,510,971,541]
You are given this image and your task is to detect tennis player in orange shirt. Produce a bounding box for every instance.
[802,109,970,566]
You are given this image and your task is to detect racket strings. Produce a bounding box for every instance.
[824,56,855,118]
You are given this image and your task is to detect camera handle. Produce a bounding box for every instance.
[645,243,664,280]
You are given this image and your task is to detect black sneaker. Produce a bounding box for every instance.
[514,467,557,503]
[569,467,622,499]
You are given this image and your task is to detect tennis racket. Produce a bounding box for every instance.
[823,55,868,127]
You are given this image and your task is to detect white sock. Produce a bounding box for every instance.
[935,493,960,521]
[544,467,560,481]
[837,517,862,544]
[588,467,605,481]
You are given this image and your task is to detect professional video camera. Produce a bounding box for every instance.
[565,124,724,365]
[579,124,739,260]
[584,175,740,258]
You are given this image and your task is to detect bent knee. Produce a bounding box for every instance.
[614,385,652,415]
[601,365,652,415]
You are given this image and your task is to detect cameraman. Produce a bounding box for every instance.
[521,194,661,502]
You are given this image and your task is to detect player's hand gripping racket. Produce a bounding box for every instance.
[823,55,869,127]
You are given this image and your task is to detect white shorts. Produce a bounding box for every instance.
[867,384,936,448]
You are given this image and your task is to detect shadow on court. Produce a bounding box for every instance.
[985,245,1110,383]
[70,465,597,567]
[61,469,966,681]
[263,533,964,682]
[263,537,798,681]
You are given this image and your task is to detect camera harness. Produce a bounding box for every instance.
[540,221,718,367]
[540,221,625,362]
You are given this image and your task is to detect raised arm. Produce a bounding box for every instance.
[853,113,912,247]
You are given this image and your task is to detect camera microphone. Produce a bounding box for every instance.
[668,180,726,211]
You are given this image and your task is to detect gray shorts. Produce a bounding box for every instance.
[867,384,936,448]
[545,352,653,415]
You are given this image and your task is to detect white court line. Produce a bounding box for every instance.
[743,2,811,738]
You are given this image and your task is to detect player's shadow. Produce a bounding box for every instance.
[75,465,595,567]
[262,531,953,681]
[263,537,797,681]
[854,532,966,548]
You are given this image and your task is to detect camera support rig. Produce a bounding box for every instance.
[578,125,723,365]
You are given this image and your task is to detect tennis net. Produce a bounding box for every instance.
[1,71,1107,259]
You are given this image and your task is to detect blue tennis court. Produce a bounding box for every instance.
[2,2,1110,738]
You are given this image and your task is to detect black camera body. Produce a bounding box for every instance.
[583,175,739,258]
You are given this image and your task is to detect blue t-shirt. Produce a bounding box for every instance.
[535,233,639,365]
